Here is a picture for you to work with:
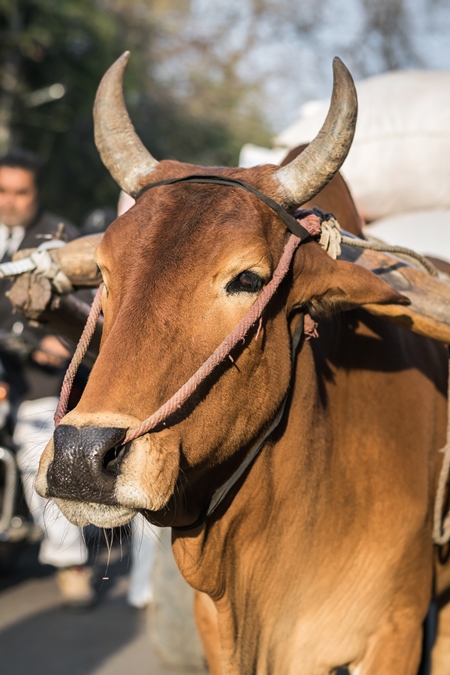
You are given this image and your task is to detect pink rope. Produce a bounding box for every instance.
[54,284,104,426]
[122,233,301,443]
[55,212,322,440]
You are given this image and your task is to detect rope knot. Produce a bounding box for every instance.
[0,237,73,293]
[294,207,342,260]
[318,217,342,260]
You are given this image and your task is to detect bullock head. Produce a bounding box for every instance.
[36,53,404,529]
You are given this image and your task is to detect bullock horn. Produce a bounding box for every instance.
[94,52,159,197]
[274,57,358,207]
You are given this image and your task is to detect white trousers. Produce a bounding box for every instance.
[128,514,158,607]
[14,396,89,568]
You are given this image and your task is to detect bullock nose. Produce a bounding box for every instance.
[46,425,128,504]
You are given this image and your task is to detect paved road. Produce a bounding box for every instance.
[0,535,201,675]
[1,536,432,675]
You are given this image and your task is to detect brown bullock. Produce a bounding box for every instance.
[36,54,450,674]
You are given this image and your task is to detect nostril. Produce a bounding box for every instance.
[53,424,128,477]
[49,425,128,504]
[103,443,129,475]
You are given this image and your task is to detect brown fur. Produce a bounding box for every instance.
[37,159,449,674]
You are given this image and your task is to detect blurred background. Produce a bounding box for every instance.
[1,0,450,226]
[0,2,450,674]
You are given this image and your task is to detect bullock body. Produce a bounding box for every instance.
[36,55,450,674]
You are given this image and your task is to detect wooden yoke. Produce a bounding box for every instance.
[50,233,103,286]
[13,233,103,287]
[340,242,450,343]
[5,231,450,345]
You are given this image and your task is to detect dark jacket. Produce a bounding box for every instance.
[0,210,79,401]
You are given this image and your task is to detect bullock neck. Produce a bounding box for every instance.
[171,333,330,595]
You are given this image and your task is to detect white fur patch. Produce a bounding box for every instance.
[53,498,136,528]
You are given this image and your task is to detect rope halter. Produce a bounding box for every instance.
[54,175,329,440]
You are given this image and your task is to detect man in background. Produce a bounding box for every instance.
[0,149,93,607]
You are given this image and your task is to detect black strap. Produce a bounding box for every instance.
[173,313,305,532]
[136,173,311,530]
[135,174,312,241]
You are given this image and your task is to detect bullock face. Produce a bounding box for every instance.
[36,165,298,527]
[35,53,402,528]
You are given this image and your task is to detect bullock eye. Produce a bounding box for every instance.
[226,271,263,294]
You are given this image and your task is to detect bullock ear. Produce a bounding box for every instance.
[292,247,409,316]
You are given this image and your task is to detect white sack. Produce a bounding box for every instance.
[239,143,287,168]
[364,209,450,264]
[276,70,450,222]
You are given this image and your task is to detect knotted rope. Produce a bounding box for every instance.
[54,285,103,426]
[300,207,439,276]
[0,238,74,293]
[341,233,440,277]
